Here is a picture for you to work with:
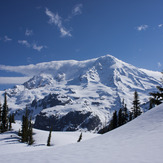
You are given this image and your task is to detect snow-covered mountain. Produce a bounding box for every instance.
[0,55,162,131]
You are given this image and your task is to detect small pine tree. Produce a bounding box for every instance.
[118,103,129,126]
[2,92,9,132]
[129,111,133,121]
[77,132,82,142]
[28,117,34,145]
[110,111,117,130]
[18,129,22,136]
[0,100,2,133]
[9,114,12,130]
[47,127,52,146]
[21,108,29,142]
[150,86,163,106]
[132,91,141,119]
[21,108,34,145]
[118,108,123,127]
[11,113,15,123]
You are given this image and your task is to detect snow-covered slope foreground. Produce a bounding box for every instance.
[0,103,163,163]
[0,122,98,155]
[0,55,162,131]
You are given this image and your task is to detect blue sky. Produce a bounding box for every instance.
[0,0,163,89]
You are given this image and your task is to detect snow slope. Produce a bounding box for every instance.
[0,103,163,163]
[0,122,98,155]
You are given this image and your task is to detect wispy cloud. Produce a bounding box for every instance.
[25,29,33,36]
[33,43,45,52]
[0,35,12,42]
[45,8,71,37]
[4,35,12,42]
[158,24,163,28]
[136,25,148,31]
[18,40,46,52]
[18,40,30,47]
[0,77,30,84]
[72,4,83,16]
[158,62,162,68]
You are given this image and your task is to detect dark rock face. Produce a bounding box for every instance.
[31,93,71,109]
[34,111,101,131]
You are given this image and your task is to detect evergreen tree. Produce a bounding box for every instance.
[0,100,2,133]
[22,108,29,142]
[122,104,129,124]
[21,108,34,145]
[9,114,12,130]
[149,72,163,107]
[149,86,163,106]
[118,108,123,127]
[28,117,34,145]
[129,111,133,121]
[132,91,141,119]
[110,111,117,130]
[77,132,82,142]
[18,129,21,136]
[47,127,52,146]
[11,113,15,123]
[2,92,8,132]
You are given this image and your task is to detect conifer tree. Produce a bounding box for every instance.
[132,91,141,119]
[150,86,163,106]
[11,113,15,123]
[122,104,129,124]
[28,117,34,145]
[118,108,123,127]
[0,100,2,133]
[9,114,12,130]
[22,108,29,142]
[149,72,163,107]
[2,92,8,132]
[111,111,117,130]
[21,108,34,145]
[77,132,82,142]
[47,127,52,146]
[129,111,133,121]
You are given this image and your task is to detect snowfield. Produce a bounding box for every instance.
[0,103,163,163]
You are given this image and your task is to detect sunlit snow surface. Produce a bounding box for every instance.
[0,103,163,163]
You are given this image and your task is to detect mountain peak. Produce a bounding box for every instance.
[2,54,162,132]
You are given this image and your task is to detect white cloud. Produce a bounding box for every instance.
[45,8,71,37]
[72,4,83,16]
[4,35,12,42]
[136,25,148,31]
[18,40,46,52]
[0,77,30,84]
[158,24,163,28]
[158,62,162,68]
[18,40,31,47]
[32,43,44,51]
[25,29,33,36]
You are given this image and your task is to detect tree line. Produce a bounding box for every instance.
[99,83,163,134]
[0,92,82,146]
[0,92,15,133]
